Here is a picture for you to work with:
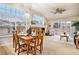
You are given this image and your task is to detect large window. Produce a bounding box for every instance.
[48,20,75,36]
[31,15,44,25]
[54,21,72,35]
[0,4,25,36]
[0,4,25,20]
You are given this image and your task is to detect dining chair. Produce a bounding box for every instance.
[30,28,45,55]
[14,31,27,55]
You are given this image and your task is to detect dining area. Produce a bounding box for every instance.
[12,26,45,55]
[1,25,79,55]
[0,3,79,55]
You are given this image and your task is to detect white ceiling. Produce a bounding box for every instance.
[7,3,79,21]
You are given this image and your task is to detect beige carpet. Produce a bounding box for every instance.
[0,46,13,55]
[0,36,79,55]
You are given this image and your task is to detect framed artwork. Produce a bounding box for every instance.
[53,23,60,28]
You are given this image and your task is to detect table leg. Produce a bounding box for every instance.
[66,36,68,47]
[76,39,78,49]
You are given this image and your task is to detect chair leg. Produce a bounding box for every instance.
[13,39,15,48]
[40,44,43,54]
[15,43,17,52]
[40,46,42,54]
[18,45,20,55]
[40,40,43,54]
[33,46,36,55]
[13,39,14,48]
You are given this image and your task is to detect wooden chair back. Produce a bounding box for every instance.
[36,28,44,45]
[14,31,20,51]
[16,26,24,33]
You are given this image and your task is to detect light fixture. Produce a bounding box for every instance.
[51,8,66,14]
[54,8,66,14]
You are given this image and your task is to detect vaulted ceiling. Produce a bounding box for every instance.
[6,3,79,21]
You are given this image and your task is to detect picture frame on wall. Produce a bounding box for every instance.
[53,23,60,28]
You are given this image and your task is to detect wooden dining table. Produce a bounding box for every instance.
[60,34,69,47]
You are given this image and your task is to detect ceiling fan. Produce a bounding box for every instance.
[51,8,66,14]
